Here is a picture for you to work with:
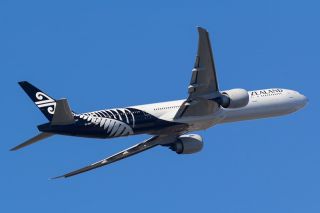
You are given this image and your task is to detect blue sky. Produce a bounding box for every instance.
[1,0,319,212]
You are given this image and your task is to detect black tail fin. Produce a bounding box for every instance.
[18,81,56,121]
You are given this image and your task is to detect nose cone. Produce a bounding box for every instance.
[297,93,308,108]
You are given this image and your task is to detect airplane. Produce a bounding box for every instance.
[11,27,308,179]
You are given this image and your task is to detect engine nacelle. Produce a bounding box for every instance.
[170,134,203,154]
[219,88,249,108]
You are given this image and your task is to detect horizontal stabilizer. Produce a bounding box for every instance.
[10,132,54,151]
[51,98,75,125]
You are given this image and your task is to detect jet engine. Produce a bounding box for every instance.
[215,88,249,108]
[169,134,203,154]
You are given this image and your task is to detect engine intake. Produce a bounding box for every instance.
[216,88,249,108]
[170,134,203,154]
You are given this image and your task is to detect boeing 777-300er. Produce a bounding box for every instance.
[12,27,308,179]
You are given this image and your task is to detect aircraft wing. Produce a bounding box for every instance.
[52,135,177,179]
[175,27,220,118]
[188,27,219,98]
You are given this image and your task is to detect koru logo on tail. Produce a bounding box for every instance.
[35,92,56,114]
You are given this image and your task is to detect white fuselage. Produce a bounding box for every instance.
[131,88,308,133]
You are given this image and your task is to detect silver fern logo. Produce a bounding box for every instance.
[79,109,135,137]
[35,92,56,114]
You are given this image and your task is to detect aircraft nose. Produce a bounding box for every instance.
[297,92,308,108]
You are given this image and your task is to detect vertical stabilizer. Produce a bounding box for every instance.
[18,81,56,120]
